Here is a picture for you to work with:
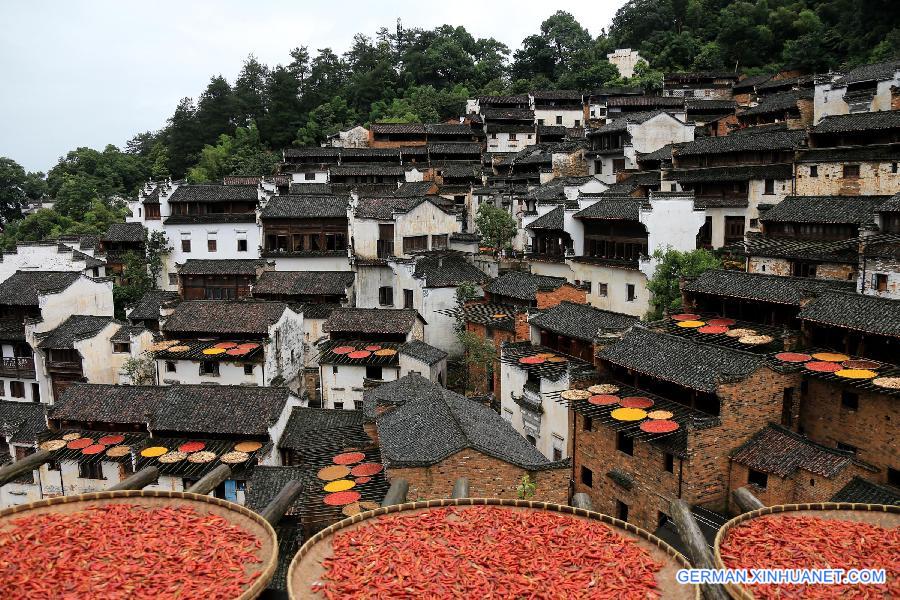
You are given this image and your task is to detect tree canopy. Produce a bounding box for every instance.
[646,248,722,320]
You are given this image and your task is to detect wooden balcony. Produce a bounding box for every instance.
[0,357,35,378]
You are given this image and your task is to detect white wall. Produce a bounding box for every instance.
[486,131,536,153]
[399,354,447,386]
[266,307,304,390]
[639,193,708,278]
[320,363,400,409]
[814,72,900,124]
[271,255,351,272]
[534,109,583,128]
[499,361,571,461]
[158,358,264,386]
[0,245,103,283]
[75,323,132,387]
[567,261,650,317]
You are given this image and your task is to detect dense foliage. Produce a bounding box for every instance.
[646,248,722,320]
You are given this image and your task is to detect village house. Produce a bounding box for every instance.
[737,89,814,129]
[528,300,637,363]
[0,240,106,281]
[125,289,180,331]
[157,300,303,390]
[663,71,739,99]
[606,49,643,79]
[251,270,355,306]
[176,258,267,300]
[0,399,46,506]
[684,98,738,129]
[604,95,684,120]
[530,90,584,129]
[369,373,570,502]
[259,194,351,272]
[98,222,146,281]
[368,123,427,148]
[585,86,644,123]
[814,60,900,123]
[570,326,801,531]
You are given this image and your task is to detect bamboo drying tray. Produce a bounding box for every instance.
[0,489,278,600]
[288,497,699,599]
[713,502,900,600]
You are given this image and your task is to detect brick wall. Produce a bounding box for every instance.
[816,262,856,281]
[535,283,587,309]
[387,448,570,503]
[800,379,898,484]
[795,161,900,196]
[728,461,867,508]
[891,85,900,111]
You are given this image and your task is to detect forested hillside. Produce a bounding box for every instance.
[1,2,898,247]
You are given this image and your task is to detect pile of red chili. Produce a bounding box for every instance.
[311,506,663,599]
[0,503,263,599]
[719,514,900,599]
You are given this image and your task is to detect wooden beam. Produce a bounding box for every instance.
[732,487,765,513]
[669,499,729,600]
[0,450,52,487]
[451,478,469,499]
[185,464,232,495]
[381,479,409,507]
[108,466,159,491]
[259,480,303,526]
[571,493,593,510]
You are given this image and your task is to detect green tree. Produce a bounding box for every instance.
[233,55,270,127]
[295,97,359,146]
[646,248,721,320]
[0,157,30,222]
[195,75,236,145]
[54,174,99,219]
[146,230,171,288]
[113,250,153,318]
[474,203,517,255]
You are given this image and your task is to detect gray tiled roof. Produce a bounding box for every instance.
[607,95,684,108]
[638,144,674,162]
[110,324,146,343]
[370,122,426,134]
[50,383,292,436]
[177,259,264,275]
[127,290,180,322]
[288,183,333,195]
[731,424,853,478]
[574,196,647,220]
[399,340,447,365]
[797,144,900,163]
[674,129,805,156]
[101,222,145,243]
[526,205,565,230]
[481,107,534,120]
[427,142,482,154]
[354,196,452,220]
[168,185,258,203]
[37,315,115,349]
[324,308,421,335]
[740,90,811,116]
[425,123,478,135]
[283,147,341,159]
[330,165,405,177]
[732,73,773,92]
[599,327,765,393]
[391,181,435,197]
[0,271,81,307]
[375,374,560,469]
[812,110,900,134]
[529,301,637,342]
[162,300,289,336]
[0,400,46,444]
[252,271,354,296]
[830,477,900,505]
[879,193,900,212]
[278,407,367,450]
[412,253,490,287]
[834,60,900,86]
[738,233,858,263]
[799,291,900,337]
[760,195,888,225]
[260,195,348,219]
[486,271,567,302]
[684,269,855,306]
[671,164,792,183]
[590,110,674,135]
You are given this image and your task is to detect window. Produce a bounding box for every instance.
[403,235,428,254]
[304,172,315,180]
[332,365,339,374]
[612,158,626,173]
[10,381,25,398]
[843,164,860,179]
[892,162,898,174]
[664,452,674,473]
[725,216,746,243]
[809,165,818,177]
[574,119,581,127]
[145,204,161,220]
[113,342,130,353]
[616,431,634,456]
[78,462,104,480]
[841,391,859,411]
[526,434,537,446]
[888,468,900,487]
[403,289,413,309]
[509,133,517,141]
[553,446,563,461]
[750,218,759,228]
[181,238,191,253]
[781,387,794,427]
[583,415,592,431]
[431,234,448,250]
[199,361,220,377]
[658,512,670,528]
[555,115,563,125]
[626,284,636,302]
[354,400,364,410]
[244,364,254,375]
[537,119,545,125]
[207,238,217,252]
[237,239,248,252]
[580,466,593,487]
[334,402,344,410]
[597,283,608,297]
[748,468,768,489]
[168,273,178,286]
[0,381,5,396]
[365,365,383,380]
[490,133,497,139]
[165,361,176,373]
[378,286,393,306]
[874,273,888,292]
[527,134,532,140]
[837,442,857,454]
[616,500,629,522]
[764,179,775,195]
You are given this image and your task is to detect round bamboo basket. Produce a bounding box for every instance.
[287,497,699,599]
[0,489,278,600]
[713,502,900,600]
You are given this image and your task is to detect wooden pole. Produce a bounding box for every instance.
[108,466,159,491]
[381,479,409,507]
[571,492,593,510]
[732,487,765,513]
[0,450,52,487]
[186,464,232,495]
[669,499,729,600]
[259,480,303,526]
[451,477,469,499]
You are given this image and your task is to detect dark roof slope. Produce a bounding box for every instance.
[599,327,765,393]
[128,290,180,322]
[168,185,258,203]
[260,195,348,219]
[813,110,900,134]
[412,253,490,287]
[740,90,811,116]
[591,110,676,134]
[525,205,565,230]
[177,259,264,275]
[324,308,421,335]
[51,383,291,436]
[370,123,425,134]
[252,271,354,296]
[101,222,145,243]
[834,60,900,86]
[760,195,887,225]
[0,271,82,306]
[530,302,637,342]
[684,269,855,306]
[162,301,289,336]
[354,196,452,220]
[485,271,567,302]
[731,424,853,478]
[279,407,366,450]
[574,196,647,220]
[799,292,900,338]
[399,340,448,365]
[674,129,805,156]
[375,374,560,470]
[830,477,900,505]
[37,315,115,349]
[0,400,46,444]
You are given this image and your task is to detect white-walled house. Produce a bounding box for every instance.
[0,241,106,282]
[814,61,900,124]
[0,400,46,507]
[531,90,585,129]
[259,195,351,272]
